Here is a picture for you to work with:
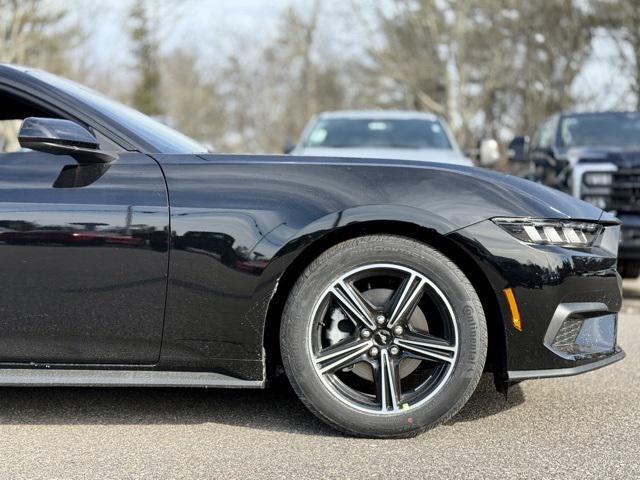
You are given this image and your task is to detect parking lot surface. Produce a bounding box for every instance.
[0,280,638,479]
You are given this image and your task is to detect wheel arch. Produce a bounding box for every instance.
[262,219,507,384]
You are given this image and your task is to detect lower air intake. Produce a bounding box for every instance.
[545,303,617,360]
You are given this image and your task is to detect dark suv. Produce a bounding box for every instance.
[509,112,640,278]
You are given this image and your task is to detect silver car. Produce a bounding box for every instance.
[290,110,474,166]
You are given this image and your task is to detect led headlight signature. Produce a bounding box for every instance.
[492,218,604,247]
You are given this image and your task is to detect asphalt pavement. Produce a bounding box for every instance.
[0,280,638,479]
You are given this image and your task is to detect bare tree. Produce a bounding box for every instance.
[360,0,596,145]
[364,0,448,113]
[1,0,607,155]
[0,0,83,152]
[160,50,226,148]
[0,0,80,72]
[128,0,163,116]
[595,0,640,109]
[459,0,596,138]
[215,0,347,152]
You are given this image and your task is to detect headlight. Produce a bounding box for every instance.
[583,172,613,187]
[580,171,614,211]
[582,196,609,210]
[492,218,604,247]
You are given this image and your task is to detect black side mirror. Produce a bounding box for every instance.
[507,135,529,163]
[282,139,296,155]
[19,117,116,163]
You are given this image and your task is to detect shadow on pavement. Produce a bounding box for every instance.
[622,277,640,300]
[0,382,336,435]
[0,374,523,435]
[447,374,524,424]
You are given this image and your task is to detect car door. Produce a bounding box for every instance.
[0,112,169,365]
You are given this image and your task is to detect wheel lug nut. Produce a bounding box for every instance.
[361,329,372,339]
[393,325,404,336]
[390,346,400,356]
[376,315,386,326]
[369,346,380,358]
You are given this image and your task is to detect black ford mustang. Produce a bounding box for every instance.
[0,64,624,438]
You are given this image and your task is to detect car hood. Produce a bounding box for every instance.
[567,146,640,169]
[192,153,606,226]
[295,147,474,166]
[465,165,606,221]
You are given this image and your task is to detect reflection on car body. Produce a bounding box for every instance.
[0,64,625,438]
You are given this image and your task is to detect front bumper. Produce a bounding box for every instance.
[449,220,624,380]
[508,349,625,381]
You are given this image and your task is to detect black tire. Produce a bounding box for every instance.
[280,235,487,438]
[619,262,640,279]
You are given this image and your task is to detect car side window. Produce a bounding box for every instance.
[530,127,542,151]
[0,88,123,153]
[536,118,556,150]
[0,119,22,153]
[0,89,51,153]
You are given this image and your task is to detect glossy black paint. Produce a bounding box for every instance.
[19,117,99,149]
[152,153,611,379]
[0,151,169,364]
[450,220,622,373]
[0,64,624,384]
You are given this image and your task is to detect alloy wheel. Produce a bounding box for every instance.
[309,263,459,414]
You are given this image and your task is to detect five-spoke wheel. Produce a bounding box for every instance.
[281,235,487,437]
[310,263,458,414]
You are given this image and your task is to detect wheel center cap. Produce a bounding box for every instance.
[373,329,393,346]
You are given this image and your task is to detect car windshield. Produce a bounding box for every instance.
[304,118,453,149]
[559,112,640,149]
[28,69,207,154]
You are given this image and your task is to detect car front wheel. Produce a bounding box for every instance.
[280,234,487,438]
